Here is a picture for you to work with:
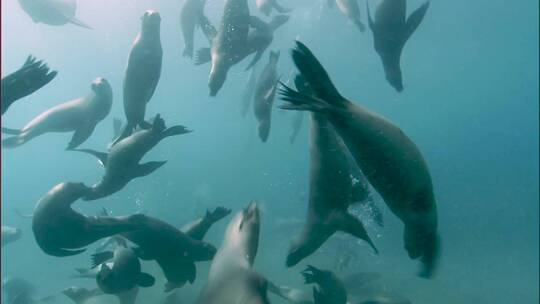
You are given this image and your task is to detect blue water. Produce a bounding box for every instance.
[1,0,538,303]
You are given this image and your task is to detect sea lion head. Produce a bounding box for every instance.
[91,77,113,99]
[208,61,228,97]
[234,202,261,264]
[141,10,161,32]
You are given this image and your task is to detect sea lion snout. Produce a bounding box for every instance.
[242,202,260,226]
[142,10,161,25]
[91,77,112,95]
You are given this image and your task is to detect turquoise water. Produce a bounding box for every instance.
[1,0,538,303]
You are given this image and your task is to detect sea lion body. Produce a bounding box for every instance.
[31,182,145,257]
[280,42,439,277]
[196,203,270,304]
[253,51,280,142]
[367,0,430,91]
[121,10,162,140]
[17,0,91,28]
[180,0,206,58]
[1,226,22,247]
[336,0,365,32]
[2,77,112,149]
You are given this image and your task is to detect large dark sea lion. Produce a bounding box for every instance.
[17,0,92,29]
[1,226,22,247]
[253,51,280,142]
[302,265,347,304]
[2,77,112,150]
[280,41,440,278]
[180,0,207,58]
[196,202,271,304]
[367,0,430,91]
[31,182,146,257]
[73,114,191,200]
[119,10,163,142]
[1,56,57,116]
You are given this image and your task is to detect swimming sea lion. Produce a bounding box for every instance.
[180,0,207,58]
[2,77,112,150]
[241,67,258,117]
[118,10,163,142]
[367,0,430,91]
[31,182,146,257]
[285,75,377,267]
[244,14,289,70]
[256,0,291,16]
[180,206,232,240]
[1,226,22,247]
[1,277,54,304]
[279,41,440,278]
[253,51,280,142]
[1,56,57,116]
[73,114,191,200]
[17,0,92,29]
[335,0,366,33]
[302,265,347,304]
[62,287,104,304]
[196,202,271,304]
[289,111,305,144]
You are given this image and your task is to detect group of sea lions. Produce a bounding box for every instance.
[2,0,438,303]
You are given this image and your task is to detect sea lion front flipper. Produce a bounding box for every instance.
[134,161,167,178]
[330,212,378,254]
[67,123,97,150]
[69,17,93,29]
[71,148,108,167]
[194,48,212,65]
[136,272,156,287]
[404,1,430,42]
[91,251,114,268]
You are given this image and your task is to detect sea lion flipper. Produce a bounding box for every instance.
[404,1,430,42]
[134,161,167,178]
[194,48,212,65]
[67,123,97,150]
[279,82,334,113]
[331,212,378,254]
[69,17,93,30]
[1,127,22,135]
[71,148,108,167]
[136,272,156,287]
[162,125,192,138]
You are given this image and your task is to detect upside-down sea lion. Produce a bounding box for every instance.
[256,0,291,16]
[1,226,22,247]
[196,202,271,304]
[180,0,207,58]
[31,182,146,257]
[118,10,163,142]
[2,77,112,150]
[302,265,347,304]
[254,50,280,142]
[17,0,92,29]
[367,0,430,91]
[73,114,191,200]
[279,41,440,278]
[1,56,57,116]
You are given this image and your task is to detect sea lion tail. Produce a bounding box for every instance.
[1,127,21,135]
[69,17,93,30]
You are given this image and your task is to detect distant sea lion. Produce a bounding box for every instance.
[1,56,57,116]
[2,77,112,150]
[73,114,191,200]
[62,287,104,304]
[196,202,271,304]
[180,0,207,58]
[256,0,291,16]
[241,67,258,117]
[118,10,163,143]
[253,51,280,142]
[244,14,289,70]
[31,182,146,257]
[1,277,53,304]
[335,0,366,32]
[279,41,440,278]
[302,265,347,304]
[367,0,430,91]
[289,111,305,144]
[1,226,22,247]
[17,0,92,29]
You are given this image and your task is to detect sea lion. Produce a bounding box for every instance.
[367,0,430,91]
[1,226,22,247]
[244,14,289,70]
[31,182,146,257]
[285,75,377,267]
[73,114,191,200]
[1,56,57,116]
[196,202,271,304]
[253,50,280,142]
[302,265,347,304]
[289,111,305,144]
[17,0,92,29]
[118,10,163,142]
[241,67,258,117]
[180,0,207,58]
[268,283,313,304]
[1,277,44,304]
[2,77,112,150]
[196,0,250,96]
[62,287,104,304]
[279,41,440,278]
[92,211,220,292]
[335,0,366,33]
[256,0,291,16]
[180,206,232,241]
[95,248,155,296]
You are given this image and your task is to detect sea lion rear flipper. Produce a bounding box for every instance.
[404,1,430,42]
[71,148,108,167]
[91,251,114,268]
[136,272,156,288]
[67,123,97,150]
[162,125,193,139]
[69,17,93,30]
[134,161,167,178]
[331,212,378,254]
[245,51,264,71]
[279,82,335,113]
[194,48,212,65]
[1,127,21,135]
